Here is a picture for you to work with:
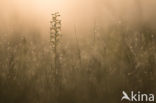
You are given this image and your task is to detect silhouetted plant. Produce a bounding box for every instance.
[50,12,62,100]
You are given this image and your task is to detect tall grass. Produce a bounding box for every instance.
[0,14,155,103]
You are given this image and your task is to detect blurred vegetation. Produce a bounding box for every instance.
[0,16,156,103]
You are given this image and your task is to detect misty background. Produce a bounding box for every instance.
[0,0,156,103]
[1,0,156,38]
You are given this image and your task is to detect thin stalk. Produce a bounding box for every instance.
[74,25,82,67]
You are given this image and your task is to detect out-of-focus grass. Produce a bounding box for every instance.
[0,22,155,103]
